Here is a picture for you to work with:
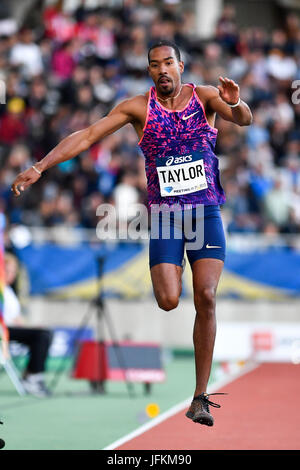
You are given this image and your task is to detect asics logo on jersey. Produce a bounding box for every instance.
[165,155,193,166]
[182,111,199,121]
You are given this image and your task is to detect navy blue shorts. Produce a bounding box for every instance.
[149,205,226,269]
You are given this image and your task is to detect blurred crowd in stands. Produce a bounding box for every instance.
[0,0,300,238]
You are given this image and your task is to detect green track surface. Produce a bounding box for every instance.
[0,356,219,450]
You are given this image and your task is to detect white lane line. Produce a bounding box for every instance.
[102,360,258,450]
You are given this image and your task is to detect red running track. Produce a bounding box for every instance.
[117,363,300,450]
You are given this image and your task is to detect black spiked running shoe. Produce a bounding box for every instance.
[186,392,227,426]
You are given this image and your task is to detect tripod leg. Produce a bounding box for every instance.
[0,349,26,396]
[99,302,135,398]
[48,301,95,392]
[89,379,105,394]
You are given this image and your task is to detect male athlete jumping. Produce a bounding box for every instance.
[12,40,252,426]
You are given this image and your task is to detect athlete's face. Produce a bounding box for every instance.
[148,46,184,96]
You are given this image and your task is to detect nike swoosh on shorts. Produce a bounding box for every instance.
[206,243,222,249]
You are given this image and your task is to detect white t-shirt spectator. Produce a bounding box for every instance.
[3,285,21,326]
[267,53,297,80]
[10,42,43,78]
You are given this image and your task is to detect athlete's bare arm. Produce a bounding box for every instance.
[11,95,148,196]
[196,76,253,127]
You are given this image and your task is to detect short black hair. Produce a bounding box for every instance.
[148,40,181,63]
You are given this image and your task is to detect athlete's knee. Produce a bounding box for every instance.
[194,286,216,315]
[157,293,179,311]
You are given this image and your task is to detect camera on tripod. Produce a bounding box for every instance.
[50,255,165,397]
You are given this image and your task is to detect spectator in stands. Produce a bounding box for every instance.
[9,28,43,78]
[262,177,291,229]
[51,40,77,81]
[3,253,53,397]
[0,98,28,146]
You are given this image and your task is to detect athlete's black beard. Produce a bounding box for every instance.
[158,85,174,96]
[157,76,174,95]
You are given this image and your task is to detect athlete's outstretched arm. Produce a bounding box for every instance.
[11,99,136,196]
[201,77,253,126]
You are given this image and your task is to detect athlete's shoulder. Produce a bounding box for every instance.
[108,92,149,121]
[114,92,149,112]
[194,85,220,114]
[132,91,150,107]
[195,85,219,102]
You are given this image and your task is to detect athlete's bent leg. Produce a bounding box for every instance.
[151,262,183,311]
[191,258,224,396]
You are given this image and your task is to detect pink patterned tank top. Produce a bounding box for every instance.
[138,83,226,211]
